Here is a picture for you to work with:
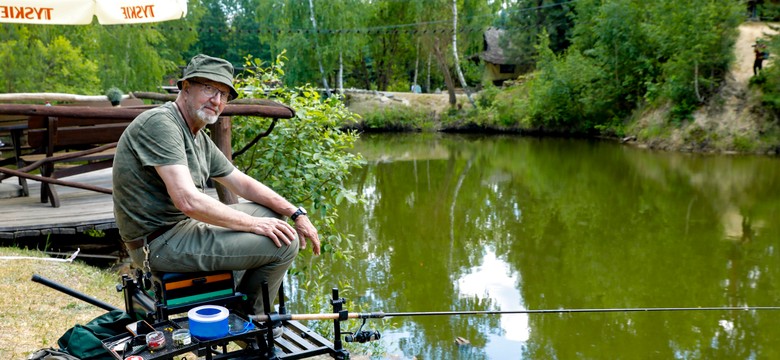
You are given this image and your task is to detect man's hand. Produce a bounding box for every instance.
[294,216,321,255]
[250,217,296,248]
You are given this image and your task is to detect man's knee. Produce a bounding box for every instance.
[283,236,301,262]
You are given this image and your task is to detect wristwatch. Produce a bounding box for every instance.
[291,207,307,221]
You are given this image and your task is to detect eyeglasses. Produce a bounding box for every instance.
[188,80,230,102]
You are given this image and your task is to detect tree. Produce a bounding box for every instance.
[307,0,331,96]
[0,25,100,94]
[194,0,230,60]
[451,0,471,97]
[502,0,576,69]
[88,24,178,92]
[225,0,270,65]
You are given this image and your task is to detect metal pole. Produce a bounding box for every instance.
[31,274,120,312]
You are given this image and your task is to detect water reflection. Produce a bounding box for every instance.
[293,133,780,359]
[457,250,527,342]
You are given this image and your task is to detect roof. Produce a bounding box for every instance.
[477,27,512,65]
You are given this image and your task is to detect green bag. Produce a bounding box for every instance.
[27,348,80,360]
[56,310,134,360]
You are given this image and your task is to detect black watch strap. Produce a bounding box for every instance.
[291,207,307,221]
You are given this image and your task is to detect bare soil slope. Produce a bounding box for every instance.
[732,22,776,84]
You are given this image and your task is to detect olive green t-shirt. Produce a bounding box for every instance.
[112,102,235,241]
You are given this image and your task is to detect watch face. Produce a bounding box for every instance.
[292,207,306,220]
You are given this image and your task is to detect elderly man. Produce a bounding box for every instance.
[113,54,320,318]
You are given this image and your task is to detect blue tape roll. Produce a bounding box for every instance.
[188,305,229,340]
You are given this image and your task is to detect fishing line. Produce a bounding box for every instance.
[251,306,780,322]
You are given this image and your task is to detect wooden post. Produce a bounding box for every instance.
[209,116,238,205]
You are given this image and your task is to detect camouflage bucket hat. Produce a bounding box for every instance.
[177,54,239,100]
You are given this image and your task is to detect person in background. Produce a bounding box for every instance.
[753,43,768,76]
[112,54,320,321]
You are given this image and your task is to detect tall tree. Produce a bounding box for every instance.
[307,0,331,96]
[195,0,230,60]
[0,25,100,94]
[226,0,269,65]
[502,0,576,69]
[89,24,178,92]
[451,0,469,90]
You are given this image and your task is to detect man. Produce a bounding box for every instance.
[754,43,767,76]
[113,54,320,317]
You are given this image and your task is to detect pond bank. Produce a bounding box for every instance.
[344,86,780,156]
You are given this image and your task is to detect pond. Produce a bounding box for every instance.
[289,133,780,359]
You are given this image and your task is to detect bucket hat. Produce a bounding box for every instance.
[177,54,238,100]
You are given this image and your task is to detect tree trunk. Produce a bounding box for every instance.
[426,53,432,93]
[338,51,344,95]
[413,40,420,89]
[433,37,457,106]
[307,0,331,97]
[451,0,474,106]
[361,56,371,90]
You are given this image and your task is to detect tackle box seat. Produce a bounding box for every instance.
[151,270,248,320]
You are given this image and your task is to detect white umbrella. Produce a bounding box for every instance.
[0,0,187,25]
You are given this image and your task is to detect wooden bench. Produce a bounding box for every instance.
[0,101,296,207]
[0,115,30,194]
[21,114,133,207]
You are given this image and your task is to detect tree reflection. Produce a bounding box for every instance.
[299,134,780,359]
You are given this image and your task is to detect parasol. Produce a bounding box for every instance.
[0,0,187,25]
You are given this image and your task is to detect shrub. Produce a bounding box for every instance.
[232,52,365,264]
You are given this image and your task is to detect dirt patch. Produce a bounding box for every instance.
[345,91,471,118]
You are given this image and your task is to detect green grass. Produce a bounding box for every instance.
[0,247,121,359]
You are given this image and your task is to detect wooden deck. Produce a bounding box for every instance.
[0,168,217,239]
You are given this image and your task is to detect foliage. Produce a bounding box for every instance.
[753,22,780,117]
[487,0,742,132]
[755,1,780,21]
[0,26,100,94]
[522,34,602,130]
[475,83,500,109]
[502,0,576,68]
[0,16,195,94]
[231,52,365,268]
[460,59,484,86]
[192,0,230,60]
[360,105,434,131]
[88,25,179,92]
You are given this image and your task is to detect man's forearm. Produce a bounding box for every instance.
[179,191,259,232]
[219,171,298,218]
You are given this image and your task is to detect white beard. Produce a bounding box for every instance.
[196,109,219,124]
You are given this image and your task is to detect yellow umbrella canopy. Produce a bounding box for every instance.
[0,0,187,25]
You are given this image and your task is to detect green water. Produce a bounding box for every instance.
[298,133,780,359]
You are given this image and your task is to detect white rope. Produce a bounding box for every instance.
[0,248,80,262]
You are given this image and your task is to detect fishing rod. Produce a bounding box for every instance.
[251,305,780,322]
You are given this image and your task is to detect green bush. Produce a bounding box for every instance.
[360,106,432,131]
[475,83,500,109]
[232,52,365,263]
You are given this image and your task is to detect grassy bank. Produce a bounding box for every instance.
[346,84,780,155]
[0,247,121,359]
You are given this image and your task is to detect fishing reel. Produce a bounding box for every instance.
[345,330,381,343]
[344,318,381,343]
